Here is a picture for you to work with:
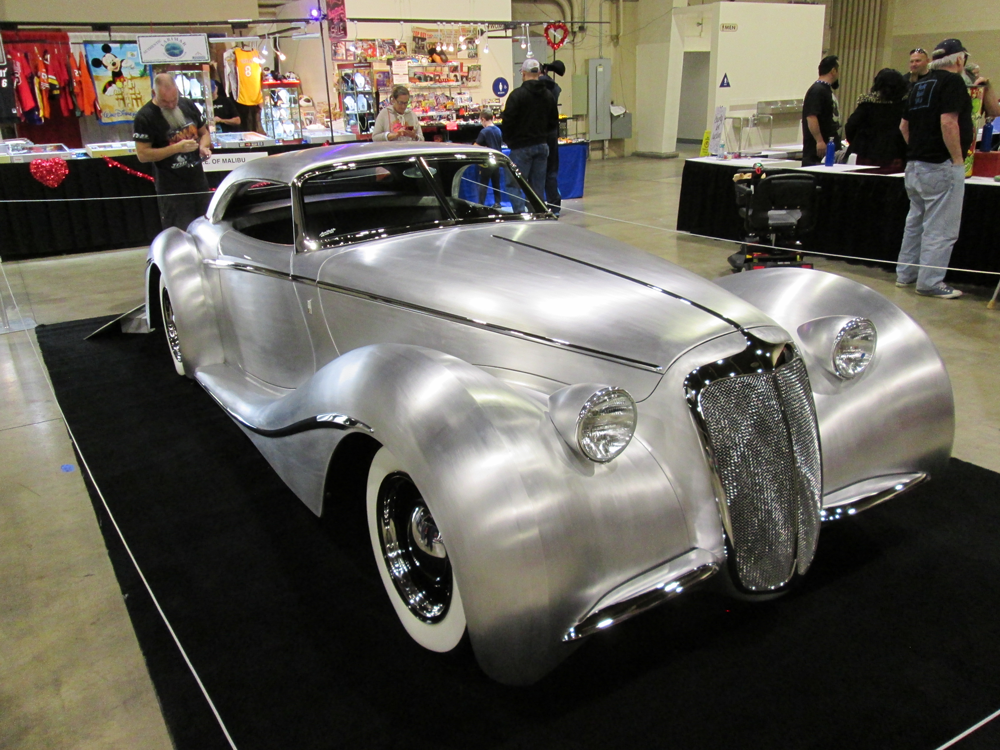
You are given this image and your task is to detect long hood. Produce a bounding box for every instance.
[311,222,779,373]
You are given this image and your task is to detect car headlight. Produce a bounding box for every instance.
[832,317,876,379]
[549,384,637,463]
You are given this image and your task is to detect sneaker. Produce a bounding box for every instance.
[895,279,915,287]
[916,284,963,299]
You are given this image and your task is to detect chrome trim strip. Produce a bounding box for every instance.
[820,472,928,522]
[564,553,719,642]
[197,380,374,437]
[203,258,665,373]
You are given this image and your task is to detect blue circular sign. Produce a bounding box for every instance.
[492,77,510,98]
[164,42,185,58]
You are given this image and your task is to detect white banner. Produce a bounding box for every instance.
[137,34,210,65]
[203,151,268,172]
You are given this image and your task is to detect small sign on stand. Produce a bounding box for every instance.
[709,106,727,156]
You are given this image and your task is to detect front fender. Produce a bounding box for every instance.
[248,344,692,685]
[146,228,224,374]
[715,268,954,496]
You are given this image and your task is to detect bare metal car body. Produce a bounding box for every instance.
[146,143,953,685]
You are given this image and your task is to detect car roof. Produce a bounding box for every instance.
[208,142,500,223]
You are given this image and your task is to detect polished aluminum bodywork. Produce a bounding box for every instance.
[146,143,954,685]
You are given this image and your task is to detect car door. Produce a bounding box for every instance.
[213,181,316,388]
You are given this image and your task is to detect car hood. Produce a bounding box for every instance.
[312,221,779,375]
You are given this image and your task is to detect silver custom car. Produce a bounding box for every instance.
[146,142,953,685]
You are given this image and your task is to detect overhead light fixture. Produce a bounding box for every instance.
[291,32,320,40]
[309,7,322,19]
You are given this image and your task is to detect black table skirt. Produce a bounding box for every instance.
[676,160,1000,287]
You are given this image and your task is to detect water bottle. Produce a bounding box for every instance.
[824,137,835,166]
[980,121,994,152]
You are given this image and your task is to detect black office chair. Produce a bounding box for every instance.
[729,171,821,271]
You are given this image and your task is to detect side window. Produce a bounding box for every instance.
[221,181,294,245]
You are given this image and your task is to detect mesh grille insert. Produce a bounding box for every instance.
[699,358,821,591]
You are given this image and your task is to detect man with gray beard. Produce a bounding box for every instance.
[133,73,212,230]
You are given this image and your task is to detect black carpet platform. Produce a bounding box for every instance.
[37,318,1000,750]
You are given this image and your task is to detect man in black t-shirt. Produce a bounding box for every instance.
[895,39,975,298]
[210,79,241,133]
[133,73,212,230]
[801,55,842,165]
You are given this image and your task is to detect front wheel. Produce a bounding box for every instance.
[159,275,186,377]
[366,447,466,652]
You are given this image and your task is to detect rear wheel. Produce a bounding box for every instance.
[159,275,186,376]
[366,447,466,651]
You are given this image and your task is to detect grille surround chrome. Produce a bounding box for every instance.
[685,334,822,593]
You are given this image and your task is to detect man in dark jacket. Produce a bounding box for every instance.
[540,60,565,216]
[501,58,558,211]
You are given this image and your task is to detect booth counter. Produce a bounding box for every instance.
[676,157,1000,287]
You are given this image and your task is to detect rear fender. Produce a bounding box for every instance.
[146,228,224,373]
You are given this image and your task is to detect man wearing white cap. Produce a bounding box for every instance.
[500,58,559,211]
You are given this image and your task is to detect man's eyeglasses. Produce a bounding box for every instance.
[910,48,926,55]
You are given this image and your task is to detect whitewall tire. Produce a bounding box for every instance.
[366,446,466,652]
[159,275,186,377]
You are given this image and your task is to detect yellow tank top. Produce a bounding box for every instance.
[234,48,263,106]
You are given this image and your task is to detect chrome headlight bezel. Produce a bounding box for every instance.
[549,384,638,463]
[831,317,877,380]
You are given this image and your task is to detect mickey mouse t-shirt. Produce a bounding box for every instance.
[132,97,209,194]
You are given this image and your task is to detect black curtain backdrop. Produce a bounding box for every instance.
[36,318,1000,750]
[676,160,1000,287]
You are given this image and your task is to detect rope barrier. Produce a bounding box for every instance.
[2,176,997,292]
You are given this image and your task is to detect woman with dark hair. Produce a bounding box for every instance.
[844,68,908,173]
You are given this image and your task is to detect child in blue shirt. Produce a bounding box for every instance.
[475,110,504,207]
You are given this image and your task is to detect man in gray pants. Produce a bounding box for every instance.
[895,39,974,298]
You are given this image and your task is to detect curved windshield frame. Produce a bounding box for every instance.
[296,153,549,250]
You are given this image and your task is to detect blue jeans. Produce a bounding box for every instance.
[896,161,966,291]
[508,143,549,212]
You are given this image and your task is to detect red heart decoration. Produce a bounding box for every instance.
[29,158,70,189]
[544,22,570,51]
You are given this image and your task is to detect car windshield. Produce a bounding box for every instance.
[299,154,548,248]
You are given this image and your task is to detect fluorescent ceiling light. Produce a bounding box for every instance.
[211,35,261,42]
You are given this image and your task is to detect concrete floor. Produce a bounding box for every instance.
[1,146,997,748]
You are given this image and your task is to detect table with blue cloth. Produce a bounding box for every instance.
[457,143,588,208]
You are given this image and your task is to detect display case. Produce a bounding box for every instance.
[337,62,376,135]
[85,141,137,158]
[261,80,304,142]
[166,65,213,123]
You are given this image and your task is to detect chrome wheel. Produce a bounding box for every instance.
[159,275,185,376]
[377,472,452,622]
[367,447,466,651]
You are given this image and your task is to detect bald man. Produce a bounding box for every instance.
[133,73,212,230]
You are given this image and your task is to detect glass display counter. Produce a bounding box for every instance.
[262,81,304,141]
[337,62,376,135]
[214,132,277,149]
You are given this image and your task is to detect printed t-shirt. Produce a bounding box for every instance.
[132,97,209,195]
[0,61,19,122]
[903,69,974,163]
[234,48,263,106]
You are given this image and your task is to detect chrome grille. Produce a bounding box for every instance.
[698,357,822,591]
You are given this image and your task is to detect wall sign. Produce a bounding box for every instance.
[203,151,268,172]
[720,73,731,88]
[721,23,738,32]
[492,77,510,97]
[136,34,210,65]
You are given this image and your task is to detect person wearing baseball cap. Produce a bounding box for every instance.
[499,57,559,212]
[896,39,973,297]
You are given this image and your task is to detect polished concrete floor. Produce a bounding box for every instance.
[1,147,997,748]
